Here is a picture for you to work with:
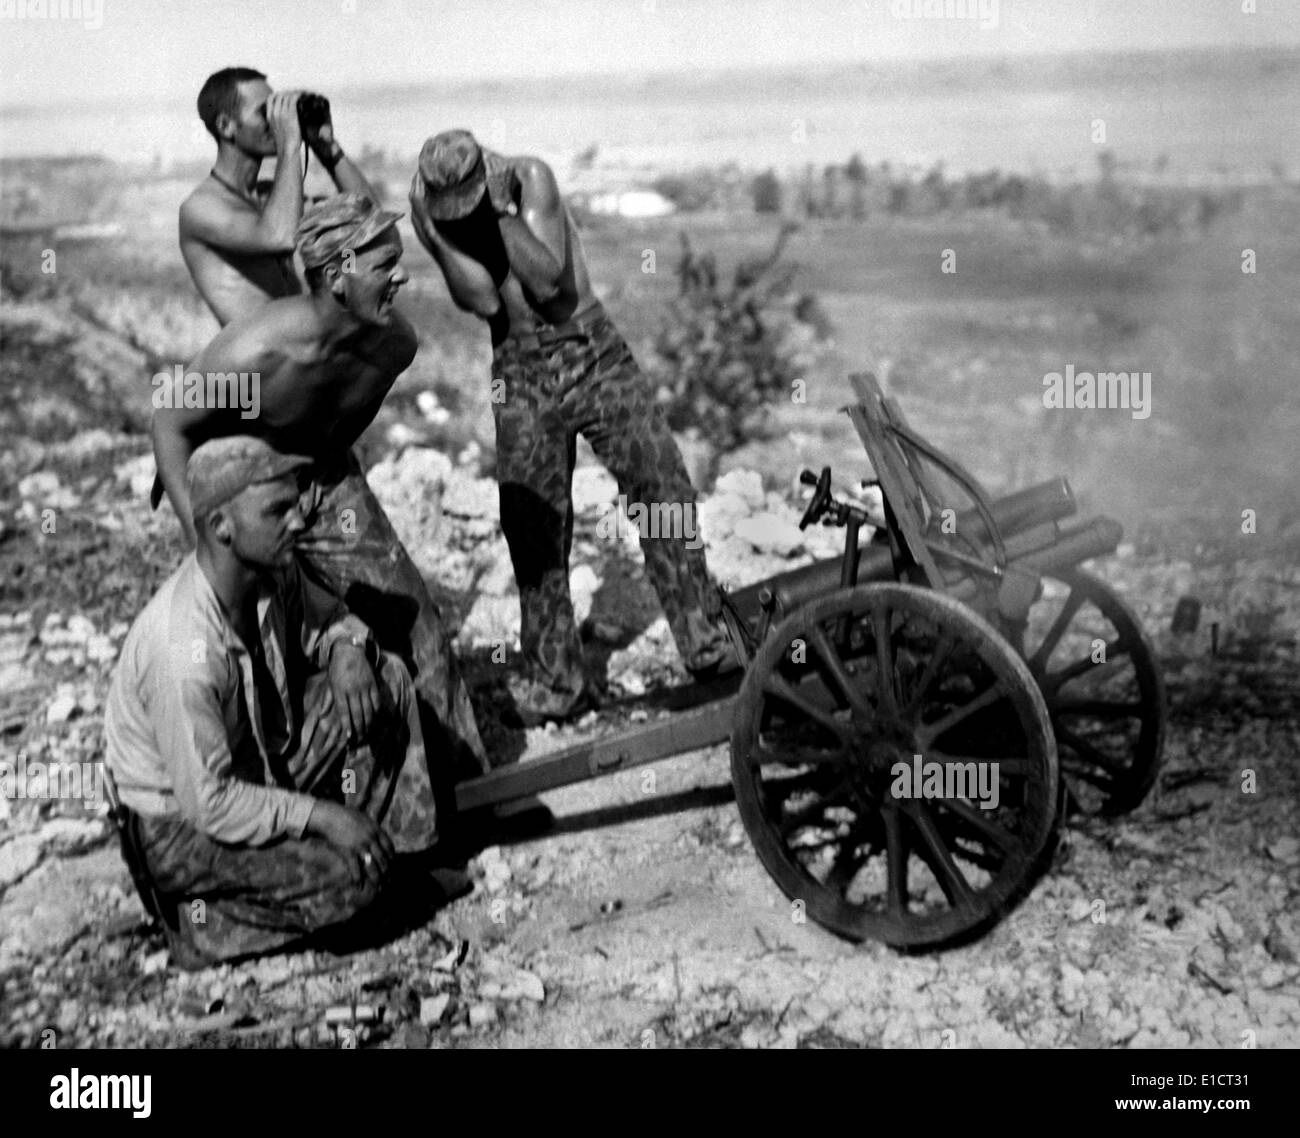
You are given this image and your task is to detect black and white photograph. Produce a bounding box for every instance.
[0,0,1296,1078]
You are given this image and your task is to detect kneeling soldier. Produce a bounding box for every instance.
[105,436,443,968]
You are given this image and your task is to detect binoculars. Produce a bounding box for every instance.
[297,93,331,139]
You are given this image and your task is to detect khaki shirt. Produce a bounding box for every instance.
[104,553,371,846]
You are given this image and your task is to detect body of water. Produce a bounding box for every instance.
[2,49,1297,182]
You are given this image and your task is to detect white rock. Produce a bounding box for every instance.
[46,693,78,724]
[607,617,674,674]
[1067,898,1094,922]
[40,818,105,852]
[1266,837,1299,864]
[431,941,467,973]
[371,446,453,489]
[499,969,545,1003]
[457,596,520,649]
[571,466,619,515]
[618,675,647,698]
[419,993,451,1026]
[61,429,120,461]
[468,1002,498,1028]
[0,834,43,888]
[477,846,512,894]
[0,663,34,694]
[695,494,751,542]
[114,454,157,500]
[385,423,424,449]
[733,512,805,556]
[141,949,170,976]
[416,391,451,425]
[477,558,518,598]
[442,472,499,519]
[773,1025,801,1049]
[457,441,481,467]
[803,523,847,559]
[569,564,602,624]
[1060,962,1086,1004]
[86,634,118,664]
[845,481,884,518]
[713,469,766,509]
[66,615,96,643]
[18,471,61,501]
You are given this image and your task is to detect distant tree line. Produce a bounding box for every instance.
[653,151,1246,241]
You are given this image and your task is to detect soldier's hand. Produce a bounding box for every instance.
[484,151,520,217]
[328,643,380,741]
[305,801,394,887]
[303,93,336,153]
[266,90,303,153]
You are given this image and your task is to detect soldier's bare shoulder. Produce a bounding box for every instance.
[200,298,317,369]
[511,155,554,182]
[179,177,219,212]
[252,297,328,360]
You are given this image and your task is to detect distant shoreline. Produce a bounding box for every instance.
[2,43,1295,115]
[2,44,1295,181]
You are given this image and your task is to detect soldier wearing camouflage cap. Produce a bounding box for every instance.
[107,435,452,968]
[153,193,497,811]
[409,130,737,725]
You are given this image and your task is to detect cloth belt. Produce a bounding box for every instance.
[500,302,607,352]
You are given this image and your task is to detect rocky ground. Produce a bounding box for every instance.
[2,294,1298,1049]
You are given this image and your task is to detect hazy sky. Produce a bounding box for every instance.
[2,0,1297,108]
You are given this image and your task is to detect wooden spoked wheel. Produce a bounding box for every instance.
[730,584,1059,949]
[1019,570,1166,816]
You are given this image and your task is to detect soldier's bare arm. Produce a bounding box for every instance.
[153,332,276,546]
[179,92,306,256]
[304,99,378,200]
[409,174,502,318]
[496,157,567,306]
[333,314,419,446]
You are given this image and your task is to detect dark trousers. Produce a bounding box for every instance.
[294,449,489,778]
[491,305,728,707]
[133,656,437,965]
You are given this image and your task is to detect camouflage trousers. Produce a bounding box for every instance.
[133,654,438,966]
[295,449,489,778]
[491,303,728,709]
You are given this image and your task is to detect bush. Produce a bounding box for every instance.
[748,153,1244,240]
[652,172,720,212]
[648,223,816,454]
[751,169,783,214]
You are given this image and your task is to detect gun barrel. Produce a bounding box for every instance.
[727,476,1075,622]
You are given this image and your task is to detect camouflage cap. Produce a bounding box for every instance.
[295,192,403,270]
[187,436,312,521]
[416,129,487,221]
